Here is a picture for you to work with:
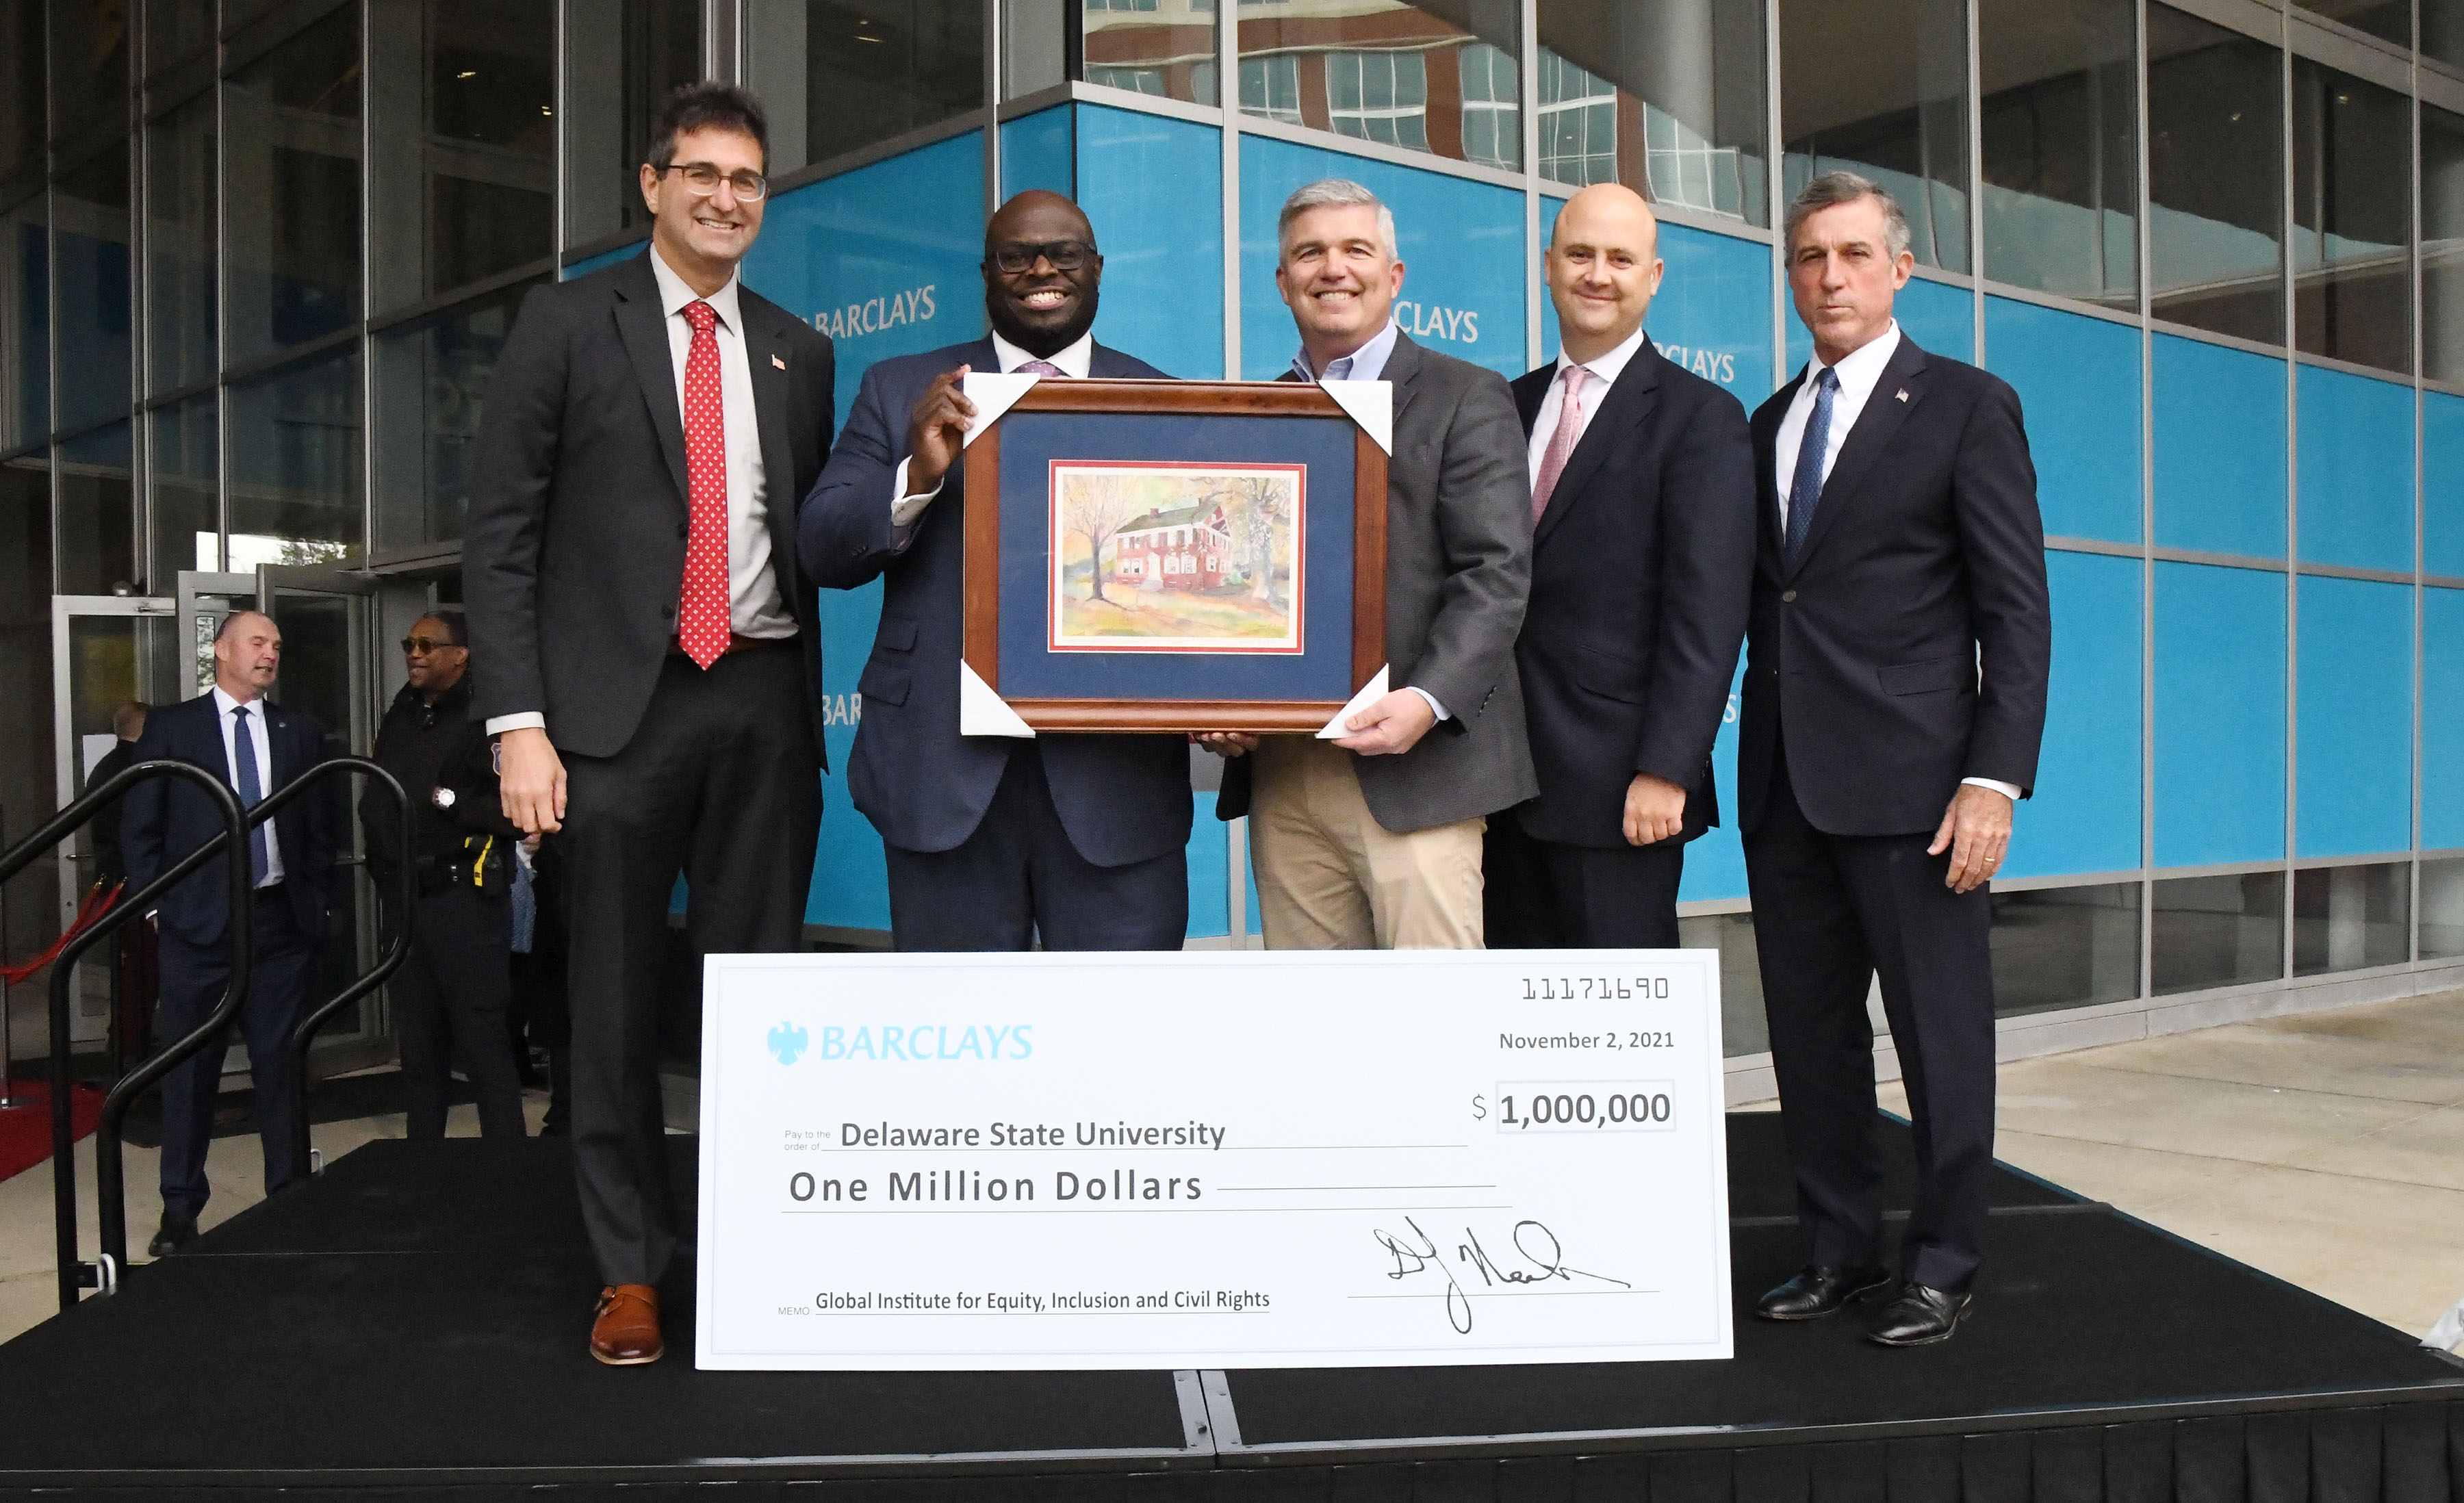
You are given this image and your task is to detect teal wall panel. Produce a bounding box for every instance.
[2153,334,2287,559]
[2154,561,2285,867]
[1984,297,2142,544]
[2295,363,2414,574]
[2012,550,2143,877]
[2294,576,2413,858]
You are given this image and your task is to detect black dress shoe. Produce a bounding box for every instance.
[1866,1282,1973,1346]
[146,1213,197,1258]
[1755,1263,1892,1321]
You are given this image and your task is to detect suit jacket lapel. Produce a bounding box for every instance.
[1756,370,1804,562]
[1787,336,1928,576]
[1089,343,1140,378]
[742,294,800,592]
[1511,367,1549,435]
[1382,333,1426,433]
[613,253,691,508]
[1535,345,1660,549]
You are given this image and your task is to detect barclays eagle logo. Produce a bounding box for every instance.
[767,1023,810,1065]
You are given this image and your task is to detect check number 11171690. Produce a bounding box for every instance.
[697,949,1733,1372]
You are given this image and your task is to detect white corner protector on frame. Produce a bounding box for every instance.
[1317,665,1390,739]
[958,372,1040,444]
[960,661,1036,738]
[1317,379,1392,454]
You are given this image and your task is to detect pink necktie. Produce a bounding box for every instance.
[1018,360,1064,376]
[1531,364,1587,523]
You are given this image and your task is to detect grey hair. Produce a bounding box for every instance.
[1277,179,1398,263]
[1784,171,1912,261]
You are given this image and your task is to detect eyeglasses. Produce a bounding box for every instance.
[401,637,461,654]
[658,162,769,201]
[988,240,1094,275]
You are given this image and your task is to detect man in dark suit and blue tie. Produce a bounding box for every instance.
[800,190,1191,951]
[1742,172,2051,1347]
[1488,183,1755,948]
[121,609,337,1257]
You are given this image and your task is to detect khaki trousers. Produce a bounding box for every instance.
[1247,735,1486,949]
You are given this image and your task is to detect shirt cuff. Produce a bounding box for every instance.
[890,458,942,530]
[485,713,547,736]
[1960,776,2021,801]
[1408,687,1450,722]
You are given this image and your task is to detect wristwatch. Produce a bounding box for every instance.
[431,786,457,810]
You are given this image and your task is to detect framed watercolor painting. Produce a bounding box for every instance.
[961,378,1388,733]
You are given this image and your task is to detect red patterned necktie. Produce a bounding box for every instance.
[678,300,731,669]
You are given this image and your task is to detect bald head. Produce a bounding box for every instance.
[212,610,281,703]
[983,190,1103,359]
[1545,184,1664,363]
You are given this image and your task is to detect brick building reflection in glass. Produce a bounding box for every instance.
[1078,0,1766,225]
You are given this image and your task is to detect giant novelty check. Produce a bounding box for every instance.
[695,950,1732,1370]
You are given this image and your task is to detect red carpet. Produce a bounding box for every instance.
[0,1084,107,1183]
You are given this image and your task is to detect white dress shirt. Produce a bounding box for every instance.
[487,248,796,737]
[1290,317,1400,383]
[1526,324,1649,488]
[1774,320,1900,529]
[211,685,284,886]
[1773,320,2019,804]
[890,329,1094,528]
[647,246,795,641]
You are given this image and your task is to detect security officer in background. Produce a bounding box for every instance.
[364,610,526,1139]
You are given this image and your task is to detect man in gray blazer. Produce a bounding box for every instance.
[1205,179,1534,947]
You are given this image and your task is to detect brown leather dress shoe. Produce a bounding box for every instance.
[590,1284,664,1365]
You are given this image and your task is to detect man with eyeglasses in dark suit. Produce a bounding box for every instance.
[465,81,834,1367]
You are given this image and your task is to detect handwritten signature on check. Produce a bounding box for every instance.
[1371,1217,1633,1334]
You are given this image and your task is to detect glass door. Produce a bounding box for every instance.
[49,595,182,1054]
[256,565,391,1070]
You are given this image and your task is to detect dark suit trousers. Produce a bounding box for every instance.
[884,746,1188,952]
[155,887,317,1218]
[1743,745,1997,1293]
[560,643,821,1287]
[1485,815,1684,948]
[388,886,526,1141]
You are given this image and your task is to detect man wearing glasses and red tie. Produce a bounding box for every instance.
[465,82,835,1367]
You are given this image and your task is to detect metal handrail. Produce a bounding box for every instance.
[0,761,251,1311]
[90,758,415,1272]
[282,759,413,1184]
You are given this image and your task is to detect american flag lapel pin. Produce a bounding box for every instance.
[772,353,788,371]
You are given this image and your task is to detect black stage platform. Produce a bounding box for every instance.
[1,1114,2456,1500]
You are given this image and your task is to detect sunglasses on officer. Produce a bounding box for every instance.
[400,635,464,655]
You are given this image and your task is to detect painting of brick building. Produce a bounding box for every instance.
[1049,461,1307,653]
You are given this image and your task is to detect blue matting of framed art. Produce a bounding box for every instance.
[992,409,1361,704]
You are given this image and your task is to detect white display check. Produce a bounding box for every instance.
[695,949,1732,1371]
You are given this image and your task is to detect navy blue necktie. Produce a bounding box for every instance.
[1785,367,1840,563]
[232,704,272,887]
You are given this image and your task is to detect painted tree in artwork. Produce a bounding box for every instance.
[1227,475,1292,604]
[1063,473,1142,603]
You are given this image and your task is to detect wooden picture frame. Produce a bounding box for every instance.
[961,378,1388,733]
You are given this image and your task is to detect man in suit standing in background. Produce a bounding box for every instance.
[1201,179,1534,949]
[465,82,835,1366]
[1742,172,2051,1348]
[1488,183,1755,949]
[121,611,336,1257]
[801,190,1192,952]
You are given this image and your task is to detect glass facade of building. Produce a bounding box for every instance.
[3,0,2461,1072]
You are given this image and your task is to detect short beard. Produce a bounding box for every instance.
[986,285,1100,359]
